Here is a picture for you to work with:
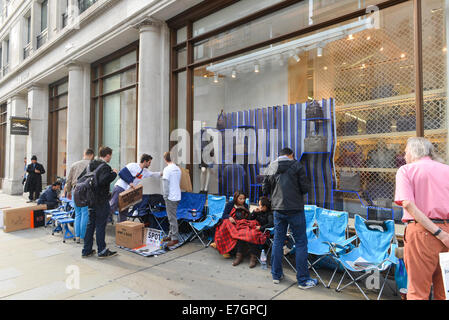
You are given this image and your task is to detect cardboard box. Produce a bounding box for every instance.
[3,204,47,233]
[115,221,144,249]
[118,185,143,212]
[0,207,11,229]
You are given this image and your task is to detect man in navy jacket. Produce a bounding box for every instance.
[37,181,62,209]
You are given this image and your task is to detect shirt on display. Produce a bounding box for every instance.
[115,163,160,191]
[162,163,182,202]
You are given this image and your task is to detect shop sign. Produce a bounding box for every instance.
[10,117,30,135]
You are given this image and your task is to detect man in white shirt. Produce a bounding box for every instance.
[110,154,161,222]
[161,151,182,247]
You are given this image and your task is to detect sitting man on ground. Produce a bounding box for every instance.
[37,181,62,209]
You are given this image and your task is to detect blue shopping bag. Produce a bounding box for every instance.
[395,258,408,290]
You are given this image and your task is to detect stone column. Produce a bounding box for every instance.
[3,94,28,195]
[27,85,48,186]
[136,19,165,194]
[66,62,85,170]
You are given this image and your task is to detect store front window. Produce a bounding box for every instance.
[171,0,448,221]
[48,79,68,185]
[0,103,6,189]
[91,45,138,175]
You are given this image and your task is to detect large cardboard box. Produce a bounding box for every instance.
[0,207,11,229]
[118,185,143,212]
[115,221,144,249]
[3,204,47,233]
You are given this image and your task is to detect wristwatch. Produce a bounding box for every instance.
[433,228,442,237]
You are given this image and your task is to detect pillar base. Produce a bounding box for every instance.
[2,179,25,195]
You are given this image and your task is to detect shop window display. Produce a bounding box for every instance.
[175,1,449,223]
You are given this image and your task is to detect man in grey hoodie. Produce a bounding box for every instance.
[263,147,317,290]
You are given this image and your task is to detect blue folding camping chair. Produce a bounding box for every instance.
[189,195,227,247]
[150,192,207,242]
[306,208,356,288]
[332,214,398,300]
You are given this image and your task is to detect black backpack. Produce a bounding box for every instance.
[73,163,107,207]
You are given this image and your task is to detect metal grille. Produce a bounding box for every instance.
[422,3,448,162]
[314,4,421,213]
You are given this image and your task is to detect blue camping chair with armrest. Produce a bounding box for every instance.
[332,214,398,300]
[265,205,318,273]
[306,208,356,288]
[150,192,207,242]
[189,195,227,247]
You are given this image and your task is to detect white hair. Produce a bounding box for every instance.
[406,137,443,163]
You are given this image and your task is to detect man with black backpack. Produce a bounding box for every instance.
[76,146,118,259]
[263,148,318,290]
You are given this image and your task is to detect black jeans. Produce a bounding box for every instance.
[29,190,40,201]
[82,201,110,256]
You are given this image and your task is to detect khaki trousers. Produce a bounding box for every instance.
[404,221,449,300]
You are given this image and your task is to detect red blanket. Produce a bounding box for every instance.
[215,209,268,254]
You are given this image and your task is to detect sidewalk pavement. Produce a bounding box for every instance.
[0,191,399,300]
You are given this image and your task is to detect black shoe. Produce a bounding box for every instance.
[98,249,118,259]
[82,249,96,258]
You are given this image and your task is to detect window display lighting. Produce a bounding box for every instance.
[206,18,373,76]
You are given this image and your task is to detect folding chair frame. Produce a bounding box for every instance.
[334,259,396,300]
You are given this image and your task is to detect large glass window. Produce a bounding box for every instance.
[0,103,7,189]
[91,47,138,176]
[172,1,446,223]
[48,79,69,184]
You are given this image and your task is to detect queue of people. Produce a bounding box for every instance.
[22,137,449,298]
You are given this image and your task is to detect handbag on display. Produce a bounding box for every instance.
[339,168,361,191]
[216,110,226,130]
[343,119,358,136]
[304,131,327,153]
[305,100,324,119]
[396,115,416,132]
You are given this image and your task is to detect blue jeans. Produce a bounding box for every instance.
[74,205,89,239]
[271,211,310,285]
[82,201,110,256]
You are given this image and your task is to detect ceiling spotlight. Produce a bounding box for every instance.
[366,36,371,41]
[203,74,208,78]
[380,47,384,52]
[254,63,260,73]
[231,70,237,78]
[293,54,301,63]
[323,66,328,70]
[348,34,354,40]
[213,73,219,83]
[317,47,323,57]
[443,47,447,53]
[400,53,406,59]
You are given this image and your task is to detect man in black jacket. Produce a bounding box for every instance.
[263,147,317,289]
[79,146,118,259]
[37,181,62,209]
[24,155,46,203]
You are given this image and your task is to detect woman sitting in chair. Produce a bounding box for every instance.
[211,191,249,259]
[233,196,273,268]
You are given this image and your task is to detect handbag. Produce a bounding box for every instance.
[305,100,324,119]
[396,115,416,132]
[339,168,361,191]
[304,131,327,152]
[216,110,226,130]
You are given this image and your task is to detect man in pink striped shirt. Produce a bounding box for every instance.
[395,137,449,300]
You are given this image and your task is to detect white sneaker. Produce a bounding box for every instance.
[298,279,318,290]
[273,275,284,284]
